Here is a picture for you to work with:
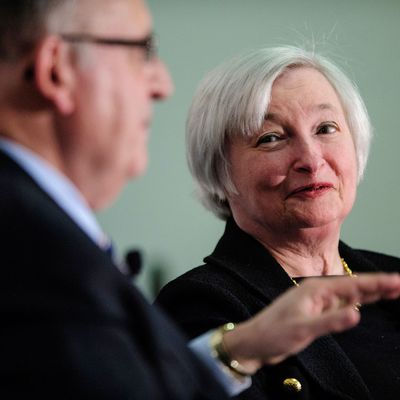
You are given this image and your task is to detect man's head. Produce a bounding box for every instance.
[0,0,173,210]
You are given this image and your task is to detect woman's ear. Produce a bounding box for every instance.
[29,35,77,115]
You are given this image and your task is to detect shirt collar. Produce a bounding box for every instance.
[0,138,107,248]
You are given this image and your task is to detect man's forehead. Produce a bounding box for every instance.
[69,0,152,37]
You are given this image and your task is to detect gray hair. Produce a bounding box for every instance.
[0,0,82,61]
[0,1,61,60]
[186,46,372,220]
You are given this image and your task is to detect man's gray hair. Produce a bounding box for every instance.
[0,0,74,60]
[186,46,372,220]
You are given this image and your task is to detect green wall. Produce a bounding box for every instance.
[98,0,400,298]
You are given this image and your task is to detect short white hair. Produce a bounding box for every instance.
[186,46,372,219]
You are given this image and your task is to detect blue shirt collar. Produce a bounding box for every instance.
[0,138,107,248]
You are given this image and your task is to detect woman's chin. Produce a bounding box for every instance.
[284,197,351,229]
[284,207,345,230]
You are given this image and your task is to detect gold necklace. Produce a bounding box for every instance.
[290,258,360,310]
[290,257,354,287]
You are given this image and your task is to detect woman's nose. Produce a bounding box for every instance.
[292,139,325,175]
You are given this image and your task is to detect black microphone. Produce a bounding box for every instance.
[124,250,142,277]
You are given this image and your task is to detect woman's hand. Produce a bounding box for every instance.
[223,273,400,374]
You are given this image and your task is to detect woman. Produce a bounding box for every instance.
[156,46,400,400]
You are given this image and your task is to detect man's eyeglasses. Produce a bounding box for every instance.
[60,33,157,61]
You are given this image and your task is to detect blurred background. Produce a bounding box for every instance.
[98,0,400,299]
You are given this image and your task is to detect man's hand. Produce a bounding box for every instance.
[222,273,400,374]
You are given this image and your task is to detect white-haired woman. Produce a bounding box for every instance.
[157,46,400,400]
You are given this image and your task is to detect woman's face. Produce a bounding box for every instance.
[226,67,358,237]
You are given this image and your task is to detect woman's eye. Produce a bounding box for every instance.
[256,133,282,146]
[317,123,338,134]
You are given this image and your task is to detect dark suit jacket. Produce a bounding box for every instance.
[157,218,400,400]
[0,150,228,399]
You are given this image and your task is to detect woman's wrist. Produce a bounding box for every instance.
[211,322,263,377]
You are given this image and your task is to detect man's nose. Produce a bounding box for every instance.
[149,58,174,100]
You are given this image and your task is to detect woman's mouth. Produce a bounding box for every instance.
[288,183,334,199]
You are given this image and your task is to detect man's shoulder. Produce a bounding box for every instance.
[0,163,64,234]
[0,152,43,201]
[0,163,40,225]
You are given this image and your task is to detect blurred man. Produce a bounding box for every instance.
[1,1,400,398]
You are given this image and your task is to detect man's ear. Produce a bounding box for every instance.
[31,35,77,115]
